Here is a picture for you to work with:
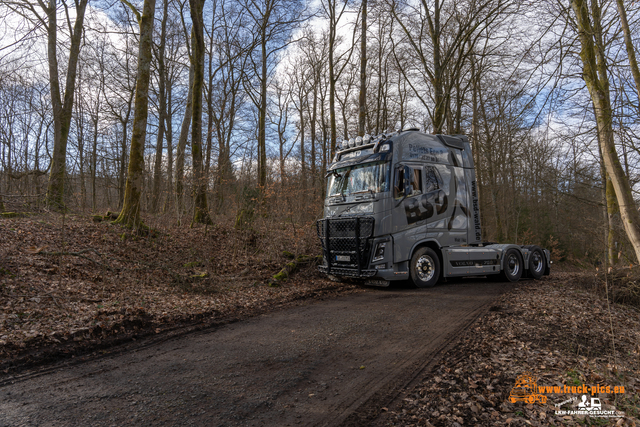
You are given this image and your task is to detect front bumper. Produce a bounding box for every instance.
[318,265,377,277]
[317,217,375,277]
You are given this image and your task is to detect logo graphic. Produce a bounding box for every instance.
[577,395,602,412]
[509,371,626,418]
[508,372,547,405]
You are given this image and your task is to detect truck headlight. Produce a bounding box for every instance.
[373,242,386,262]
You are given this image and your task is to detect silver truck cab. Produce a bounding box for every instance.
[317,130,551,287]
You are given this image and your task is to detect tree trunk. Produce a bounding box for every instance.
[189,0,212,225]
[77,98,86,212]
[358,0,367,136]
[164,87,174,213]
[175,63,195,219]
[115,0,157,230]
[118,119,129,208]
[91,114,99,212]
[45,0,89,210]
[258,34,268,188]
[299,90,306,192]
[572,0,640,262]
[204,31,214,192]
[430,0,444,133]
[310,71,318,191]
[606,174,620,265]
[329,30,337,158]
[152,0,170,214]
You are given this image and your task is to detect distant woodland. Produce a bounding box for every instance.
[1,0,639,265]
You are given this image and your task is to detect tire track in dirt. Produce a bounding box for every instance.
[0,280,509,427]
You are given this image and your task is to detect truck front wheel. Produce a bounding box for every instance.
[410,247,440,288]
[500,249,523,282]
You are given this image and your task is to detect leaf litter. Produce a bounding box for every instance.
[379,271,640,427]
[0,213,362,374]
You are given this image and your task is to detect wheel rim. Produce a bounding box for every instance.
[416,255,435,282]
[531,251,544,273]
[507,253,520,276]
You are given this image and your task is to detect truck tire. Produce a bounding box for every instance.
[524,245,545,280]
[499,248,523,282]
[410,247,440,288]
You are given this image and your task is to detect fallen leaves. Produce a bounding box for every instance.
[1,212,357,373]
[382,272,640,426]
[24,245,48,254]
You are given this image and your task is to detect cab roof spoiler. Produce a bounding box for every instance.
[436,134,468,150]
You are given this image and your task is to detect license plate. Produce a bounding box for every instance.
[336,255,350,262]
[365,279,390,287]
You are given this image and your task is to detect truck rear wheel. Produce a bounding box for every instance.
[500,249,523,282]
[525,245,545,280]
[410,247,440,288]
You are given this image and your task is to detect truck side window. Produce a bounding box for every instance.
[394,167,405,199]
[394,165,422,199]
[410,168,422,195]
[424,166,441,193]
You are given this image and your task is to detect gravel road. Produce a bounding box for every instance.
[0,280,508,427]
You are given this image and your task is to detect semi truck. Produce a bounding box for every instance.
[316,130,551,287]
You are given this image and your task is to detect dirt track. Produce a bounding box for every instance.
[0,280,508,427]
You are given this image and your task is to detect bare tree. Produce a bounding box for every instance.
[241,0,304,188]
[207,0,248,211]
[189,0,212,224]
[571,0,640,262]
[321,0,357,157]
[114,0,157,229]
[358,0,367,136]
[4,0,89,209]
[151,0,170,213]
[175,63,194,220]
[388,0,515,133]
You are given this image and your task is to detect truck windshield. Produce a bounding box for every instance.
[327,161,390,198]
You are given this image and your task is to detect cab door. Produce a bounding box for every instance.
[391,164,426,262]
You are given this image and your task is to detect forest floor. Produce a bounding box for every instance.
[376,271,640,427]
[0,211,360,374]
[1,212,640,426]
